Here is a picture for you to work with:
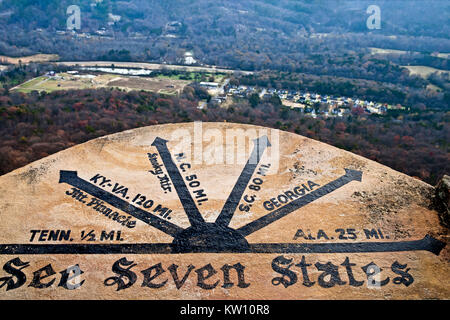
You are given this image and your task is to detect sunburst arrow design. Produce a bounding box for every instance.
[215,135,271,227]
[58,170,183,237]
[0,235,445,256]
[1,136,445,256]
[237,169,363,237]
[152,137,205,228]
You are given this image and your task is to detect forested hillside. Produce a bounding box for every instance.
[2,0,449,37]
[0,1,448,185]
[0,84,448,185]
[0,0,448,75]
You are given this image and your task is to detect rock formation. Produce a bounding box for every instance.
[0,122,448,299]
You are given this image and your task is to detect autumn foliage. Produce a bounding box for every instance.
[0,88,448,185]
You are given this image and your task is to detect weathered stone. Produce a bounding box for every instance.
[434,175,450,228]
[0,122,448,300]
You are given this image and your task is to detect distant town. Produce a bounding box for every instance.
[201,81,402,118]
[6,62,404,119]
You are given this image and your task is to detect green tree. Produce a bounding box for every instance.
[249,93,260,108]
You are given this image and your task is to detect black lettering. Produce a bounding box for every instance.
[391,261,414,287]
[293,229,305,240]
[317,229,329,240]
[364,229,379,239]
[29,264,56,289]
[263,201,275,211]
[277,194,289,204]
[90,174,102,184]
[220,263,250,289]
[38,230,49,241]
[341,257,364,287]
[284,190,298,200]
[48,230,60,241]
[66,187,77,196]
[270,198,280,208]
[193,189,207,199]
[0,258,29,291]
[29,230,40,242]
[307,181,320,189]
[101,231,115,241]
[141,263,167,289]
[153,204,170,216]
[104,257,137,291]
[195,264,219,290]
[271,255,297,288]
[168,264,195,290]
[295,256,315,287]
[315,262,346,288]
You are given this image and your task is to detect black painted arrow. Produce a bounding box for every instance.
[0,243,174,255]
[59,171,183,237]
[215,135,271,227]
[248,235,446,256]
[237,169,363,237]
[0,235,445,256]
[152,137,205,228]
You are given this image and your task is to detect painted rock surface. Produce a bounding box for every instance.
[0,122,448,299]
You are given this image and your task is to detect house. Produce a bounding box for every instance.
[108,13,121,25]
[96,28,107,35]
[199,82,219,89]
[166,21,183,32]
[211,98,222,104]
[184,52,197,65]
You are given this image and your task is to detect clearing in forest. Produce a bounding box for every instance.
[402,65,450,78]
[0,54,59,65]
[12,72,190,95]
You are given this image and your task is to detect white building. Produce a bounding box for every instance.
[199,82,219,89]
[108,13,121,25]
[184,52,197,65]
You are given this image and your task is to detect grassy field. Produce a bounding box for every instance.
[12,72,190,95]
[433,53,450,59]
[0,54,59,65]
[156,72,226,83]
[402,65,450,78]
[108,76,189,95]
[369,47,409,55]
[13,76,48,93]
[426,83,442,92]
[370,48,450,60]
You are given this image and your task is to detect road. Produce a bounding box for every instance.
[11,76,49,91]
